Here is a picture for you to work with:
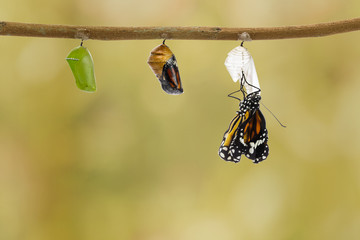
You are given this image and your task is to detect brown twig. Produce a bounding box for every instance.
[1,18,360,41]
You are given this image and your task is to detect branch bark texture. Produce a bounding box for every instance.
[1,18,360,41]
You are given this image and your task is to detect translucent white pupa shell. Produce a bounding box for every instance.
[224,46,260,94]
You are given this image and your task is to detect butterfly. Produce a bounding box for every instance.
[218,80,269,164]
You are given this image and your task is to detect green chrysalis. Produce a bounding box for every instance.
[66,45,96,92]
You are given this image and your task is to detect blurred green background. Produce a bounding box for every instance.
[1,0,360,239]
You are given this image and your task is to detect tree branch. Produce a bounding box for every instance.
[1,18,360,41]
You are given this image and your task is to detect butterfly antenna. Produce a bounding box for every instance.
[240,71,285,127]
[261,102,287,128]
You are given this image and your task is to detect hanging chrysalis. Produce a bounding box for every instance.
[224,45,260,94]
[66,41,96,92]
[147,40,183,95]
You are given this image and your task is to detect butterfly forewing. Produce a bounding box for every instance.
[218,113,244,162]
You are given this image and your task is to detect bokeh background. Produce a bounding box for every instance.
[1,0,360,239]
